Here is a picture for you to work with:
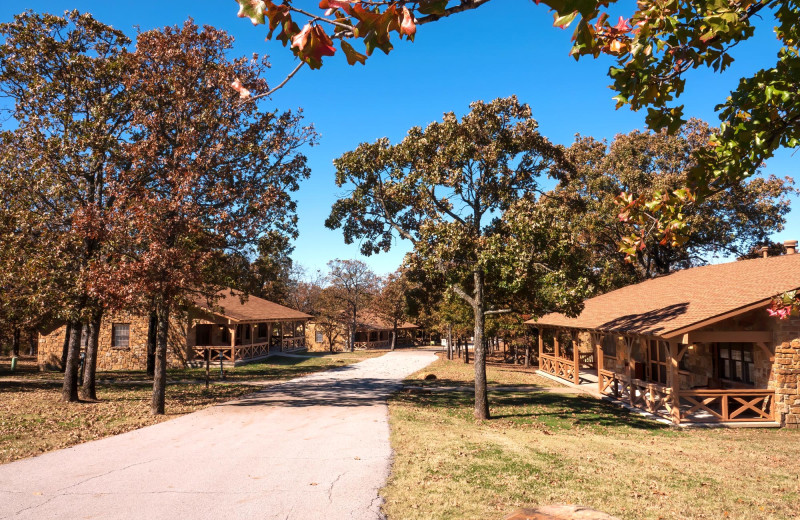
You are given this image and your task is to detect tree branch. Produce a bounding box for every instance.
[416,0,494,26]
[484,308,512,316]
[249,62,305,101]
[451,284,476,309]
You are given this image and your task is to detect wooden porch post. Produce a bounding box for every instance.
[669,340,681,425]
[538,328,543,367]
[554,331,560,360]
[280,322,285,352]
[625,337,635,407]
[230,323,236,362]
[595,332,604,394]
[267,322,273,351]
[572,331,580,385]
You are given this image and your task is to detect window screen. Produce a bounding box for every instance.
[112,324,130,349]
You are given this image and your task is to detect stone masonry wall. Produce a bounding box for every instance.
[772,315,800,428]
[38,312,189,372]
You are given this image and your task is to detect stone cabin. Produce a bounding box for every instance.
[527,242,800,427]
[38,289,312,371]
[305,312,419,352]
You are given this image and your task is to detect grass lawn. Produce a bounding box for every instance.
[383,357,800,520]
[406,353,561,388]
[0,350,385,465]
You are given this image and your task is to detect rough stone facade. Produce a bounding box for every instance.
[38,312,189,371]
[771,315,800,428]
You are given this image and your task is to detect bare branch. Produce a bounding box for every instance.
[416,0,494,26]
[249,62,305,101]
[484,308,512,316]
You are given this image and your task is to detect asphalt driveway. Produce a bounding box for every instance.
[0,350,437,520]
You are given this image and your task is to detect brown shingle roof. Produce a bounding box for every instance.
[354,312,418,331]
[526,254,800,338]
[193,290,312,323]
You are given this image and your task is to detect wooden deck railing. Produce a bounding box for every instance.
[539,352,579,385]
[354,339,391,350]
[598,369,775,424]
[193,337,304,362]
[677,389,774,423]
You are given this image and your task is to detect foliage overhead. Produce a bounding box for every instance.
[237,0,800,258]
[558,119,795,293]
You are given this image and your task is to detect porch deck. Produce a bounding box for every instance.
[537,359,779,427]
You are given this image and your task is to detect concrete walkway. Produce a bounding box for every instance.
[0,350,437,520]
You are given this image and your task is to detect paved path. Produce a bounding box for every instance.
[0,350,437,520]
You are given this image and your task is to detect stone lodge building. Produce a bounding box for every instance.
[527,242,800,427]
[38,290,312,371]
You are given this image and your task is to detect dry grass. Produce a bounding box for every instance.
[0,381,253,465]
[407,353,560,388]
[0,350,385,465]
[383,358,800,520]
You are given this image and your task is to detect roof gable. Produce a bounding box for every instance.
[193,290,312,323]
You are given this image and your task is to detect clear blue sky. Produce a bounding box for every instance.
[1,2,797,275]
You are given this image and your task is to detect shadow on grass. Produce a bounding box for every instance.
[394,388,668,431]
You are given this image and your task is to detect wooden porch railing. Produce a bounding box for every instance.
[280,337,306,352]
[192,345,234,362]
[598,369,775,424]
[539,352,579,385]
[677,389,774,423]
[354,339,391,350]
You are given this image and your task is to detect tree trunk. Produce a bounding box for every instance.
[11,326,20,358]
[151,302,170,415]
[472,270,489,420]
[80,310,103,401]
[61,321,82,402]
[60,325,71,372]
[447,324,453,360]
[350,308,356,352]
[391,322,397,351]
[524,334,531,368]
[146,309,157,377]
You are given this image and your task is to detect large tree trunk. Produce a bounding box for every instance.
[146,309,157,377]
[447,324,453,360]
[61,321,83,402]
[472,270,489,420]
[60,325,71,372]
[151,302,170,415]
[11,326,20,358]
[524,334,531,368]
[80,310,103,401]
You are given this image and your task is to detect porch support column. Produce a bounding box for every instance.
[572,330,580,385]
[267,322,273,351]
[554,331,560,360]
[593,332,604,394]
[538,328,543,366]
[668,340,681,425]
[280,322,285,351]
[230,322,236,362]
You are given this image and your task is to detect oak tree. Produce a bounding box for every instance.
[98,20,314,414]
[325,259,377,352]
[327,97,590,419]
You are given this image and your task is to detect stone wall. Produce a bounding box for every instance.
[38,312,189,372]
[771,315,800,428]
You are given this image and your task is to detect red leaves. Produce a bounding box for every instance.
[291,23,336,69]
[400,7,416,38]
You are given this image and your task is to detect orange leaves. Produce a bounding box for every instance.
[247,0,419,69]
[230,78,251,99]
